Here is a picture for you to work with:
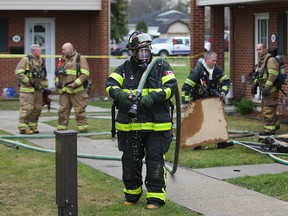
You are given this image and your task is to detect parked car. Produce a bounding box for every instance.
[152,36,210,57]
[151,37,190,57]
[110,42,130,56]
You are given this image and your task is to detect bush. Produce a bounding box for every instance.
[233,98,257,115]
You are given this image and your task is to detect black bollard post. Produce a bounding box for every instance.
[55,130,78,216]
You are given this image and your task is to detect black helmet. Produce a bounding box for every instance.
[127,31,152,50]
[127,31,152,68]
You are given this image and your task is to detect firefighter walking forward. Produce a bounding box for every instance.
[105,31,177,209]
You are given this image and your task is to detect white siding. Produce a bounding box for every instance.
[0,0,101,11]
[197,0,276,6]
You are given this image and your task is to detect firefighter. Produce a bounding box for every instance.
[105,31,177,209]
[55,43,90,133]
[181,51,231,148]
[253,43,280,138]
[15,44,48,134]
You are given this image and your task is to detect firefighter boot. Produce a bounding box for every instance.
[19,128,33,135]
[146,203,162,209]
[30,127,39,134]
[123,201,137,206]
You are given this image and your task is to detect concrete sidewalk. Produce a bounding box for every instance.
[1,107,288,215]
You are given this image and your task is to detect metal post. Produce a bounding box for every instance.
[55,130,78,216]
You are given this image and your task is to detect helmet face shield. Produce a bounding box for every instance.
[135,48,151,61]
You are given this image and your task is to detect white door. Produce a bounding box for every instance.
[254,13,269,100]
[25,18,55,89]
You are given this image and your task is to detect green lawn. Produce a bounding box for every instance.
[1,56,288,214]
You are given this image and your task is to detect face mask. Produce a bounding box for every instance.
[135,48,150,61]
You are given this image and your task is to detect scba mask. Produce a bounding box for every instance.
[135,47,151,62]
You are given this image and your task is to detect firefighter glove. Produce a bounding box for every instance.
[117,91,133,107]
[262,87,270,97]
[140,94,154,109]
[43,88,51,95]
[251,85,258,95]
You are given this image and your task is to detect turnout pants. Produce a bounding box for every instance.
[262,91,279,132]
[18,90,43,130]
[117,130,171,205]
[57,90,89,131]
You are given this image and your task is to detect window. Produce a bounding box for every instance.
[0,19,8,52]
[254,13,269,63]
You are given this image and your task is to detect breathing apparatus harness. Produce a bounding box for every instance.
[110,57,181,174]
[24,55,47,90]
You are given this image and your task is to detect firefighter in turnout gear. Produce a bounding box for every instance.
[181,51,230,104]
[253,43,280,138]
[181,51,231,148]
[15,44,48,134]
[105,31,177,209]
[55,43,90,133]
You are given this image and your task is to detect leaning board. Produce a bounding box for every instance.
[180,97,229,148]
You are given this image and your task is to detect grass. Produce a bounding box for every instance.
[0,142,197,215]
[1,56,288,213]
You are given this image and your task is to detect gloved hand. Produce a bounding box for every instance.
[220,91,226,101]
[262,88,270,97]
[140,94,154,109]
[251,85,258,95]
[117,91,133,107]
[42,88,51,95]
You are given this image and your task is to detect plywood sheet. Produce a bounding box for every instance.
[180,98,229,148]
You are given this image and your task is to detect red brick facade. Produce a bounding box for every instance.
[0,0,109,97]
[191,1,288,109]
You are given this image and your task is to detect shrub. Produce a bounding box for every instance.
[233,98,257,115]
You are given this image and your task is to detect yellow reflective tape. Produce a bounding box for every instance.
[162,74,175,84]
[220,75,229,82]
[80,68,89,76]
[184,78,196,87]
[146,192,166,202]
[124,186,142,195]
[106,86,111,94]
[268,69,279,76]
[164,88,171,100]
[266,80,273,86]
[16,69,25,74]
[264,125,276,131]
[109,72,124,86]
[116,122,172,131]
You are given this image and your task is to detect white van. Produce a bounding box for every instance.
[152,36,210,57]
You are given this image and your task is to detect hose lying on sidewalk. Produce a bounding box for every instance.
[0,132,110,139]
[0,137,176,174]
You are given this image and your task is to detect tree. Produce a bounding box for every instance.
[111,0,128,43]
[136,21,147,33]
[173,0,190,14]
[128,0,170,19]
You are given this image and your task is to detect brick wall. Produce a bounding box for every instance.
[190,0,205,68]
[232,3,288,102]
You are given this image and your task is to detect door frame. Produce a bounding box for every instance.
[25,18,56,88]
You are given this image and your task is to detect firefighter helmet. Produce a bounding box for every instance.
[127,31,152,66]
[127,31,152,50]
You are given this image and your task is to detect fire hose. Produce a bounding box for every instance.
[0,57,182,175]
